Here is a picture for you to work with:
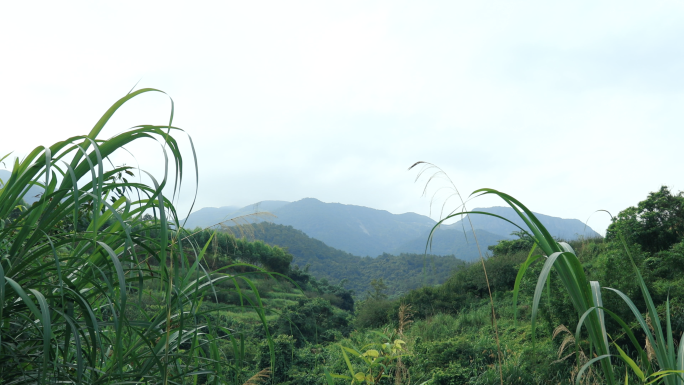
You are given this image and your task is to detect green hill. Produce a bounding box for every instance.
[241,222,466,297]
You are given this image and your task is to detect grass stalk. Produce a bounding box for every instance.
[410,161,504,385]
[438,185,684,384]
[0,89,273,384]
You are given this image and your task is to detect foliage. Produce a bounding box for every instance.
[240,185,684,384]
[368,278,389,301]
[487,231,535,256]
[392,240,530,320]
[354,279,394,329]
[286,265,355,312]
[185,228,293,274]
[400,300,566,385]
[271,297,353,347]
[257,335,296,384]
[0,90,273,385]
[468,187,684,385]
[326,305,414,385]
[607,186,684,253]
[333,337,408,384]
[355,299,395,329]
[11,92,684,385]
[243,222,466,297]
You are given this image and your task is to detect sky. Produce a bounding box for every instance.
[2,1,684,235]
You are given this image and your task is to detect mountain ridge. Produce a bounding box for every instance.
[182,199,601,261]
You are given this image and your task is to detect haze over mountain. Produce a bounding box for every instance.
[393,206,601,259]
[184,198,434,257]
[446,206,600,240]
[393,228,508,259]
[183,199,601,261]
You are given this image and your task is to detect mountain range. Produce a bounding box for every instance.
[182,198,601,261]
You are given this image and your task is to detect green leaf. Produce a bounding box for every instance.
[614,343,644,381]
[512,245,541,326]
[577,354,613,385]
[324,367,337,385]
[340,345,357,379]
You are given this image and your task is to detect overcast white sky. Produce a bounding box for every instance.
[2,1,683,235]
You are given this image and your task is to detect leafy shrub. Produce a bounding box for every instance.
[257,334,296,384]
[272,297,353,346]
[355,298,394,329]
[606,185,684,253]
[396,285,465,319]
[430,363,472,385]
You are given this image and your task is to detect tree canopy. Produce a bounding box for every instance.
[607,185,684,252]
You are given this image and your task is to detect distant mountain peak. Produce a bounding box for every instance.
[449,206,600,240]
[182,199,601,260]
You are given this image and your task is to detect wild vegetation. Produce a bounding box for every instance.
[0,90,279,385]
[3,91,684,384]
[227,221,465,296]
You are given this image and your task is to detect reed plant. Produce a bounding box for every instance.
[429,186,684,384]
[0,89,272,385]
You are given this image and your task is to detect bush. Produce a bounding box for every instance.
[272,297,353,346]
[257,334,296,383]
[355,298,394,328]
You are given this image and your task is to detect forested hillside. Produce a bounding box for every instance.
[189,221,466,296]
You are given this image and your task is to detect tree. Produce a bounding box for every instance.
[369,278,388,300]
[607,186,684,252]
[487,231,535,256]
[271,297,352,347]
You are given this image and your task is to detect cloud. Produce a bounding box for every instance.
[1,1,683,235]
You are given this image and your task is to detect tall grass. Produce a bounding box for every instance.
[435,187,684,384]
[411,161,505,384]
[0,89,271,385]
